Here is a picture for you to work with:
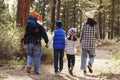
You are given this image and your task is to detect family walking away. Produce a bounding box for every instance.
[21,10,100,76]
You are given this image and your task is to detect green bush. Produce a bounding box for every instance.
[41,32,54,64]
[0,23,25,62]
[0,24,54,65]
[115,37,120,42]
[7,56,26,69]
[113,51,120,60]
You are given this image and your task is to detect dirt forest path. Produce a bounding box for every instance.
[0,50,117,80]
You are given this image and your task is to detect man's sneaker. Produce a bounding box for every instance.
[87,63,93,73]
[34,72,40,75]
[27,66,31,73]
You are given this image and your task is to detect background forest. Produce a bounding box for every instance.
[0,0,120,71]
[0,0,120,80]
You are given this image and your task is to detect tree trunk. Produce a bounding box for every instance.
[98,0,102,39]
[16,0,30,27]
[56,0,61,20]
[42,0,46,21]
[73,0,76,28]
[51,0,56,31]
[111,0,115,39]
[118,3,120,36]
[103,10,106,39]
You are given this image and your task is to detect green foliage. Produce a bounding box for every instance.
[41,44,54,64]
[0,0,5,14]
[113,51,120,60]
[0,0,6,24]
[31,0,120,39]
[115,37,120,42]
[0,23,54,65]
[0,23,25,62]
[41,32,54,64]
[98,72,113,79]
[7,56,25,69]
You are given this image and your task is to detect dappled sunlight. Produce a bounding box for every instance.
[0,50,113,80]
[4,75,33,80]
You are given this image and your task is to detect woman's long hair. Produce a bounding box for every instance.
[86,18,97,27]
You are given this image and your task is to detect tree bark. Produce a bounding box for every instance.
[103,10,106,39]
[42,0,46,21]
[51,0,56,31]
[73,0,76,28]
[98,0,102,39]
[16,0,30,27]
[56,0,61,20]
[111,0,115,39]
[118,3,120,36]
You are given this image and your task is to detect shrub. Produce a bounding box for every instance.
[113,51,120,60]
[0,24,54,66]
[100,39,116,46]
[41,32,54,64]
[0,23,25,65]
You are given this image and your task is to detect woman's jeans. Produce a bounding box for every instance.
[80,49,96,71]
[27,43,42,73]
[54,49,64,72]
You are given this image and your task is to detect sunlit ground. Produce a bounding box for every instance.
[0,50,114,80]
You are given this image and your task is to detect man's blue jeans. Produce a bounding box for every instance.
[54,49,64,72]
[80,49,96,71]
[27,43,42,73]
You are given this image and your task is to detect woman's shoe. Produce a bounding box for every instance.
[87,63,93,73]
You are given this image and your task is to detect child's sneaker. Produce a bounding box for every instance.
[69,69,73,75]
[84,70,87,75]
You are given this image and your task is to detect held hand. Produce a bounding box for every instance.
[45,44,49,48]
[97,39,102,46]
[98,42,102,46]
[23,45,27,49]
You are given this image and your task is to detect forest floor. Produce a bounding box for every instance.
[0,49,120,80]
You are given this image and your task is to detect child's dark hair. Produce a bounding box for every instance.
[67,35,77,41]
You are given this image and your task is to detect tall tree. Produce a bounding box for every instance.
[16,0,30,27]
[110,0,115,39]
[73,0,76,28]
[98,0,103,39]
[51,0,56,31]
[118,2,120,36]
[56,0,61,20]
[42,0,46,21]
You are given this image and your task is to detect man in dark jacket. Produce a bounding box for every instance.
[23,14,48,74]
[48,21,66,73]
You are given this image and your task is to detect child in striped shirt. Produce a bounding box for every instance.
[65,28,79,75]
